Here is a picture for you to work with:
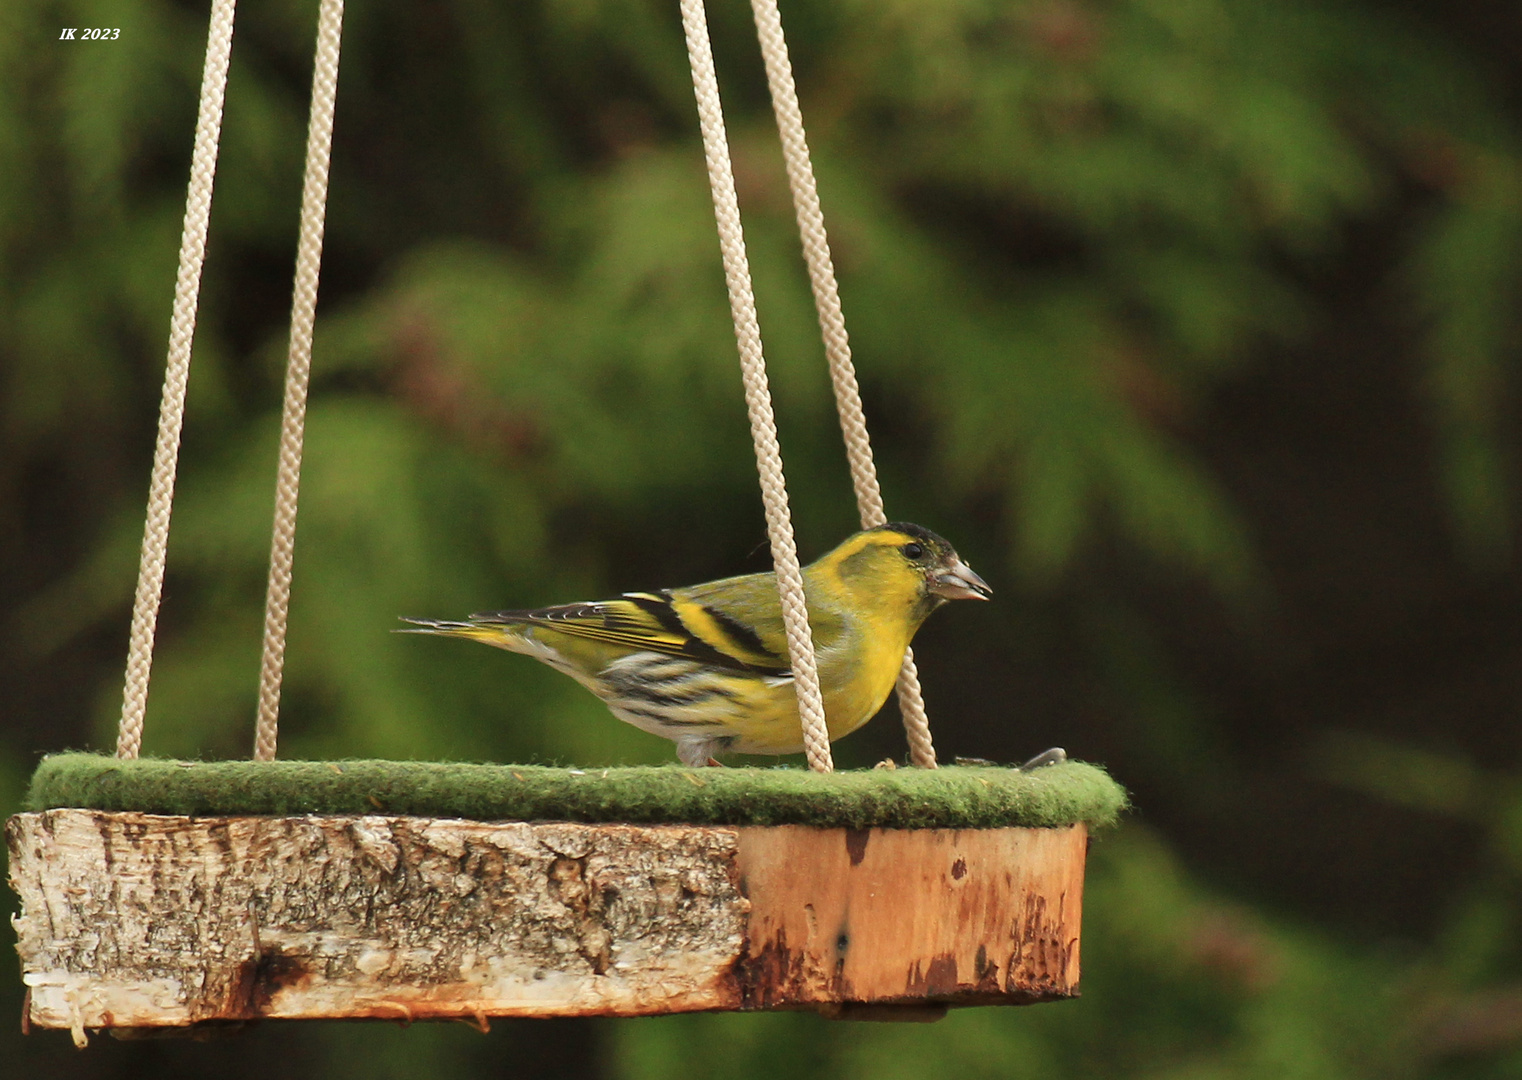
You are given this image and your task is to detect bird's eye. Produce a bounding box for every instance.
[903,542,925,560]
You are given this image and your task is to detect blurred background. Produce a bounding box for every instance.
[6,0,1522,1075]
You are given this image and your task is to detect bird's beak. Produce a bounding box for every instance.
[931,557,992,601]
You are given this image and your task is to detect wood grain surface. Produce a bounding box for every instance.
[6,810,1086,1038]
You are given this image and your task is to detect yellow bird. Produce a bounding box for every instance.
[402,523,990,765]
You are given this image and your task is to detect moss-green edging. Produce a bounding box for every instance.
[23,753,1127,831]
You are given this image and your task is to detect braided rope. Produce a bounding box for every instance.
[253,0,346,762]
[117,0,239,760]
[678,0,833,772]
[747,0,937,766]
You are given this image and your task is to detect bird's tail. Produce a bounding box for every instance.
[396,617,525,649]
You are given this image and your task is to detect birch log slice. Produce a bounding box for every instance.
[7,810,1086,1036]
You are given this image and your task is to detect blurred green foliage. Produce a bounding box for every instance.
[5,0,1522,1076]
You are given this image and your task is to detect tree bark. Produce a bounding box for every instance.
[7,811,1086,1040]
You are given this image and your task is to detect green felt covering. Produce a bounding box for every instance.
[23,753,1127,831]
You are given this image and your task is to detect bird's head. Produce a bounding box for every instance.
[817,522,991,624]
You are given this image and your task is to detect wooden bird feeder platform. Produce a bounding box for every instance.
[8,755,1124,1037]
[7,0,1137,1048]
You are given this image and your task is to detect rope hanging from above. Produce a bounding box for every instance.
[254,0,347,762]
[117,0,239,761]
[116,0,935,774]
[677,0,834,773]
[745,0,939,769]
[681,0,941,769]
[116,0,345,763]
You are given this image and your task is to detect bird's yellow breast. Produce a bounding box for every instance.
[821,626,912,739]
[724,536,929,754]
[718,628,909,754]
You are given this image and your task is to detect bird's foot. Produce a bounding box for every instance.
[676,737,730,768]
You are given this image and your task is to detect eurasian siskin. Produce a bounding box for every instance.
[403,522,990,765]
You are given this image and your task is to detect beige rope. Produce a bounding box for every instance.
[253,0,346,762]
[117,0,239,760]
[747,0,937,767]
[679,0,833,773]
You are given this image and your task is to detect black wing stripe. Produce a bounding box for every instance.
[621,591,773,673]
[701,605,780,666]
[624,592,688,635]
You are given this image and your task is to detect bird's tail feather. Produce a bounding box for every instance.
[396,617,523,647]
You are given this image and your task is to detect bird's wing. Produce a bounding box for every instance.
[470,590,790,674]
